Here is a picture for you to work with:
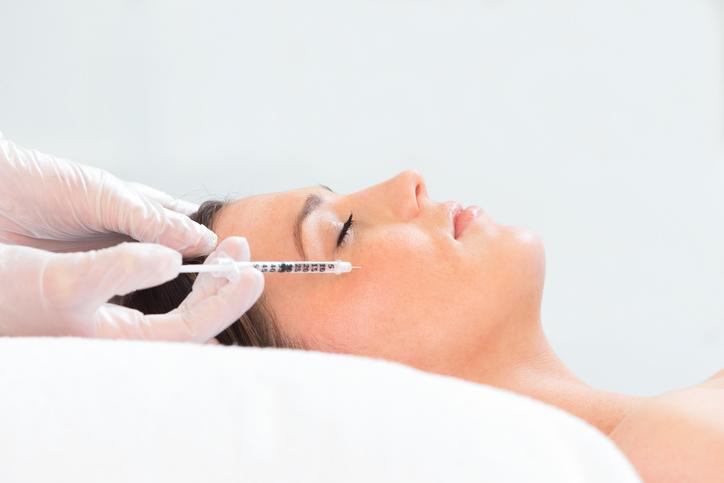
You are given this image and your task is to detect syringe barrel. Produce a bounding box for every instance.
[246,261,349,274]
[179,261,354,275]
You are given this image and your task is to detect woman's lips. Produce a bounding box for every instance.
[454,205,482,239]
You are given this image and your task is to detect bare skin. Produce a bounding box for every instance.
[212,170,723,481]
[608,370,724,482]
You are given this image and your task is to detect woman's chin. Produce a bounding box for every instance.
[496,225,546,283]
[514,227,547,283]
[512,226,544,247]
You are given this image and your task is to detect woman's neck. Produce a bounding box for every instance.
[461,322,648,435]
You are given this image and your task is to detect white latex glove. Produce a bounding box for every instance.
[0,135,216,257]
[0,236,264,341]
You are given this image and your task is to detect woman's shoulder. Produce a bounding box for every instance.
[609,369,724,483]
[701,368,724,387]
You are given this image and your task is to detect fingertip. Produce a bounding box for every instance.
[127,181,200,216]
[198,227,218,254]
[208,236,250,263]
[159,246,183,278]
[129,243,182,280]
[175,225,217,258]
[150,206,218,258]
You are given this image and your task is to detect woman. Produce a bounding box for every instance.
[120,170,723,482]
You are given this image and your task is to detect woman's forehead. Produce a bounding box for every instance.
[212,187,319,260]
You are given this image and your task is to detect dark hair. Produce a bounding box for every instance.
[115,200,301,348]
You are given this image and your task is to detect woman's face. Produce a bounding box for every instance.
[213,171,546,376]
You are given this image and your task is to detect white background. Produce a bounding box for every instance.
[1,0,722,396]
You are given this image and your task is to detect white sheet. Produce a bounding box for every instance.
[0,337,640,482]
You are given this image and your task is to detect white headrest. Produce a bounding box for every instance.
[0,337,639,482]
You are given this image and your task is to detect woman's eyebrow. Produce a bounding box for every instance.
[293,185,334,260]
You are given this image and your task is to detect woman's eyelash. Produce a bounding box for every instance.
[336,213,354,248]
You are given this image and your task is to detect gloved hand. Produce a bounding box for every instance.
[0,236,264,341]
[0,135,216,257]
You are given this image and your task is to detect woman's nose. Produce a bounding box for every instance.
[384,170,428,220]
[352,170,427,222]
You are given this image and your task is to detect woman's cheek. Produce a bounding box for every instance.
[302,226,448,353]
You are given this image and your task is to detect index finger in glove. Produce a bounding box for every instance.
[101,176,217,258]
[43,242,182,309]
[125,181,200,216]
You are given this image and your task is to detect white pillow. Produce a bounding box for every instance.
[0,337,640,482]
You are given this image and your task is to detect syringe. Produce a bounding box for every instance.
[178,260,360,275]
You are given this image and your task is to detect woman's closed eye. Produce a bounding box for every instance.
[336,213,354,248]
